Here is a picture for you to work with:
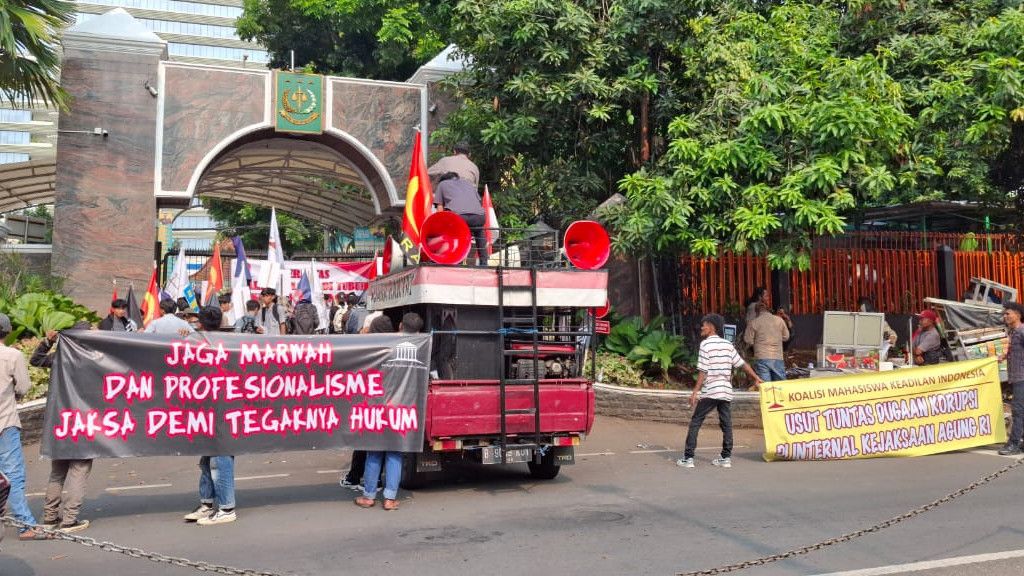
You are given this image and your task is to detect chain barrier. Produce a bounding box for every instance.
[677,456,1024,576]
[0,516,283,576]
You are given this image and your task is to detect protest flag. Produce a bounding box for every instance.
[110,279,118,314]
[230,236,253,318]
[125,284,143,331]
[399,130,433,262]
[205,241,224,306]
[482,184,499,256]
[164,246,198,310]
[141,263,162,328]
[308,260,328,332]
[259,207,286,292]
[292,271,312,303]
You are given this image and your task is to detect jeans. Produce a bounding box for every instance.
[684,399,733,459]
[0,426,36,530]
[755,359,787,382]
[363,451,402,500]
[198,456,235,509]
[459,213,488,264]
[1010,382,1024,445]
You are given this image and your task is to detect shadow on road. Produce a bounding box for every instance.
[0,553,36,575]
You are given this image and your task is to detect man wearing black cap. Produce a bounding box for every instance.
[428,142,479,188]
[677,313,763,470]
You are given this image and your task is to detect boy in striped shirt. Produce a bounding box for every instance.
[677,313,763,469]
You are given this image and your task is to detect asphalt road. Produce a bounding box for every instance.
[2,416,1023,576]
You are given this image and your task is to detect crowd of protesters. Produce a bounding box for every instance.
[0,287,423,540]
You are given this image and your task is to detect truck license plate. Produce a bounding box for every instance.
[481,446,533,465]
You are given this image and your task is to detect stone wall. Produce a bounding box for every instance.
[595,383,763,428]
[17,400,46,445]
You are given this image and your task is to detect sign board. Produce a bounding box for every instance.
[42,331,432,459]
[274,71,324,134]
[595,320,610,335]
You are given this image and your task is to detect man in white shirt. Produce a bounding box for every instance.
[678,313,763,470]
[144,299,195,335]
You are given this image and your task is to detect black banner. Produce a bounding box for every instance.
[41,331,431,459]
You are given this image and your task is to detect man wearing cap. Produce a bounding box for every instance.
[427,142,479,188]
[912,309,943,366]
[0,313,44,540]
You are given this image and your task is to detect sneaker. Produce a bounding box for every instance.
[998,444,1022,456]
[183,503,214,522]
[675,457,695,468]
[339,477,363,492]
[59,520,90,533]
[42,520,60,529]
[197,509,236,526]
[712,457,732,468]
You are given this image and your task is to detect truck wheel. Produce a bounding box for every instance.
[400,453,431,489]
[527,452,560,480]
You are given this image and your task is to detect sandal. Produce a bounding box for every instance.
[19,528,48,541]
[353,496,376,508]
[383,499,400,511]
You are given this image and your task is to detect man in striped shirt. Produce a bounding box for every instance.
[677,313,763,469]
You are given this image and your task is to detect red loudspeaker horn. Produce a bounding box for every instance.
[564,220,610,270]
[420,211,473,265]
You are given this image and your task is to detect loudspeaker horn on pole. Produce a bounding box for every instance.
[381,235,404,275]
[563,220,611,270]
[420,211,473,265]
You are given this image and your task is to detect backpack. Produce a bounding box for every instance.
[292,302,319,335]
[239,316,259,334]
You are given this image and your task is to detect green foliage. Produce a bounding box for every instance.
[0,292,99,344]
[236,0,449,80]
[595,350,649,388]
[0,0,74,109]
[11,338,50,402]
[602,315,687,375]
[201,198,326,254]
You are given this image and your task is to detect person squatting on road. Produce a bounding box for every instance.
[31,322,95,533]
[0,313,44,540]
[678,313,763,470]
[999,302,1024,456]
[183,306,238,526]
[911,309,943,366]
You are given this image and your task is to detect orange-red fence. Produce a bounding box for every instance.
[814,232,1016,252]
[680,249,978,316]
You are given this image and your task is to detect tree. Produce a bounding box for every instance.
[440,0,697,229]
[201,198,326,254]
[0,0,74,109]
[236,0,449,80]
[609,1,1024,269]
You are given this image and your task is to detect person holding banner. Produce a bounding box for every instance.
[0,313,44,540]
[678,313,763,470]
[183,306,238,526]
[998,302,1024,456]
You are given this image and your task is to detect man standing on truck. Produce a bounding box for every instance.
[998,302,1024,456]
[678,313,763,469]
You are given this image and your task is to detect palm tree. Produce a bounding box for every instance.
[0,0,75,110]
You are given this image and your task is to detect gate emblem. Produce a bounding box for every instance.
[275,71,324,134]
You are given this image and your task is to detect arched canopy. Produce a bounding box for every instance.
[191,129,393,231]
[0,159,56,214]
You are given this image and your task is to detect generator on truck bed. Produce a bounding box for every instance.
[366,215,610,486]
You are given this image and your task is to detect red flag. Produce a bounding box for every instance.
[110,279,118,314]
[482,184,499,257]
[401,131,433,255]
[205,241,224,306]
[141,263,162,328]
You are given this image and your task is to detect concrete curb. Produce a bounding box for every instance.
[16,399,47,444]
[594,383,763,428]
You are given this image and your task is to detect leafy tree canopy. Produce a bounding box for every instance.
[0,0,74,109]
[236,0,450,80]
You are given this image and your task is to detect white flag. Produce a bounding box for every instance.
[309,260,329,332]
[230,236,252,322]
[260,207,287,292]
[163,246,198,310]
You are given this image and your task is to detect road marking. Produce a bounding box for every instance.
[808,548,1024,576]
[578,451,615,457]
[106,483,173,492]
[316,469,343,474]
[235,474,290,481]
[630,449,674,454]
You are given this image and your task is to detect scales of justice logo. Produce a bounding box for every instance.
[764,385,785,409]
[279,77,320,126]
